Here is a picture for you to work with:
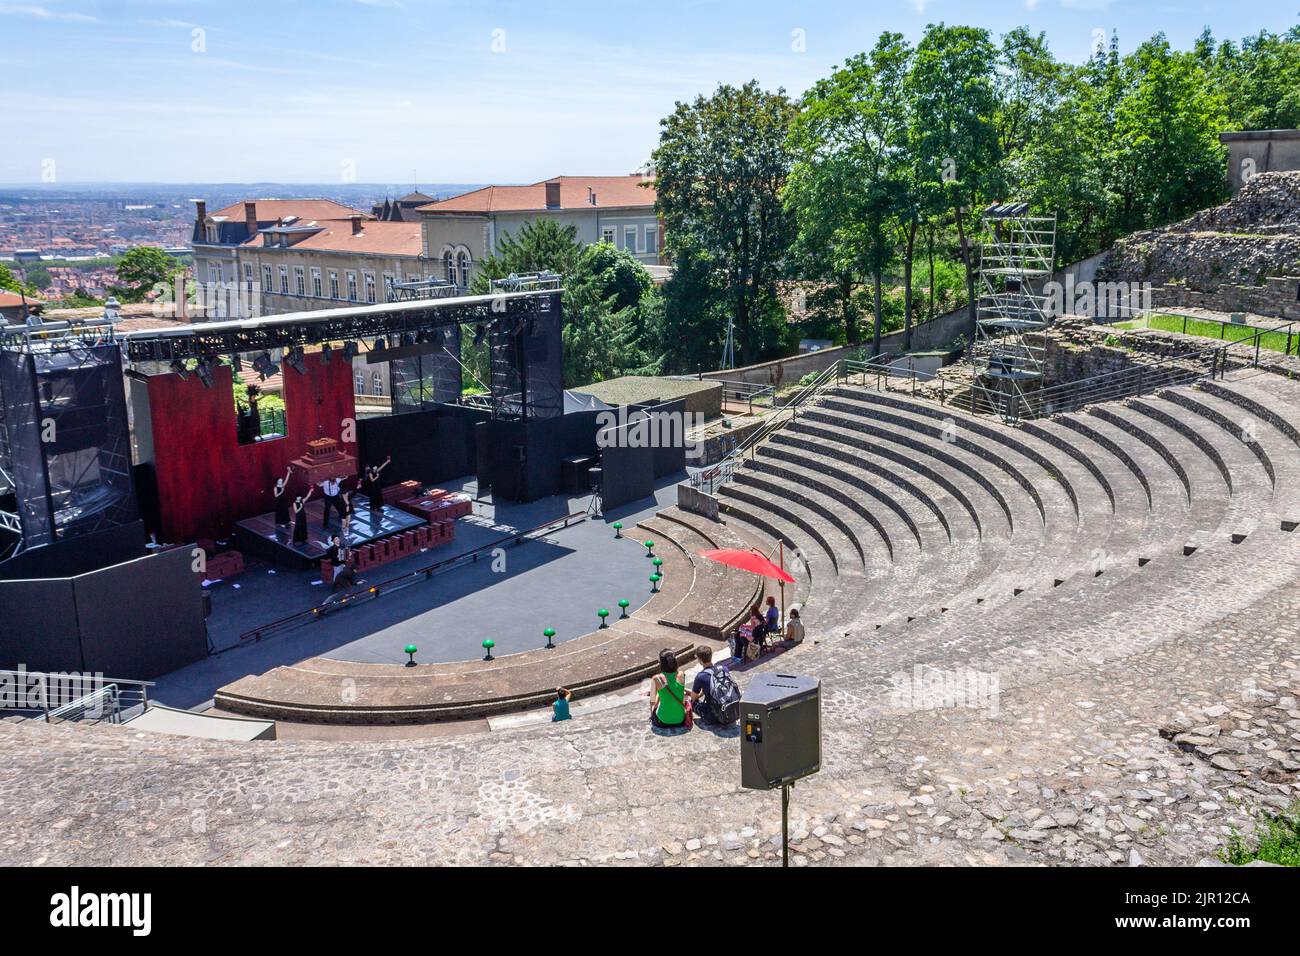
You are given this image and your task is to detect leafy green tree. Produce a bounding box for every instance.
[1110,36,1228,233]
[25,267,52,292]
[113,246,181,302]
[653,80,796,366]
[0,262,21,294]
[471,220,660,386]
[910,23,1004,335]
[787,36,913,353]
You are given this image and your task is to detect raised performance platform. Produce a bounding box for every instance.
[232,496,427,569]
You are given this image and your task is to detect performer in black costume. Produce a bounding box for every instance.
[273,466,292,525]
[324,534,364,597]
[361,455,393,513]
[291,486,313,544]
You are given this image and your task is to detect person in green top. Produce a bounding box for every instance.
[552,686,572,722]
[648,649,688,729]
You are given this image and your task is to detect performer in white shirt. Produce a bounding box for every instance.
[319,475,346,528]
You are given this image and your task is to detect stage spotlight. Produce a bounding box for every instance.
[401,332,415,348]
[321,342,332,364]
[373,336,387,352]
[231,354,243,373]
[342,340,358,360]
[195,358,214,389]
[286,347,308,375]
[253,351,278,381]
[170,359,189,380]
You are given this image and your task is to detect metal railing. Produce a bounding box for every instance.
[0,669,153,723]
[685,315,1300,491]
[690,360,844,495]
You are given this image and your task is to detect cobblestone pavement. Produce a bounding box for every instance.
[1,536,1296,867]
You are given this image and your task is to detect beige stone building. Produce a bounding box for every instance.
[189,199,431,321]
[417,175,663,289]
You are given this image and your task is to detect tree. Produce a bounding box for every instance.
[1110,36,1228,234]
[0,262,22,294]
[113,246,181,302]
[470,219,661,386]
[653,81,797,367]
[910,24,1004,336]
[25,267,52,292]
[786,35,914,354]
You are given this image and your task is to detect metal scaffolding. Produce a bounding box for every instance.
[972,202,1057,421]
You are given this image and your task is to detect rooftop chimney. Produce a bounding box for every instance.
[545,180,561,210]
[244,201,258,235]
[588,187,597,205]
[194,199,207,225]
[350,214,364,236]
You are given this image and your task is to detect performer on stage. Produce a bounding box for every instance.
[273,466,292,526]
[324,534,364,597]
[361,455,393,513]
[291,486,313,545]
[319,475,346,528]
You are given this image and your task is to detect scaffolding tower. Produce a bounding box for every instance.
[972,203,1057,421]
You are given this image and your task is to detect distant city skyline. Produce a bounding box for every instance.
[2,0,1295,184]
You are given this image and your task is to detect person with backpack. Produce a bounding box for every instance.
[690,646,741,726]
[648,649,689,730]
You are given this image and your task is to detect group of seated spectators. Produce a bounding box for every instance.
[640,596,807,731]
[731,596,803,663]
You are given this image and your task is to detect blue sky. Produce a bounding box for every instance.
[1,0,1295,184]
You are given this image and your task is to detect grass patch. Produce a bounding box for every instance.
[1144,312,1297,354]
[1219,802,1300,866]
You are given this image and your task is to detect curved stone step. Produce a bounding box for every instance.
[824,388,1066,525]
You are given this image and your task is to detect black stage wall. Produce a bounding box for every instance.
[598,416,655,511]
[356,404,489,489]
[633,398,689,479]
[0,520,145,582]
[480,411,603,502]
[0,545,205,678]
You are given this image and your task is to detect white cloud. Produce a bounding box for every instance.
[0,3,98,21]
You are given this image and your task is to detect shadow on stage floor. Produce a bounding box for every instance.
[150,473,685,709]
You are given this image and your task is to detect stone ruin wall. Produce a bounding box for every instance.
[1096,171,1300,321]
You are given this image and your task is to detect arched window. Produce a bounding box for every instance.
[372,371,383,396]
[355,370,365,394]
[457,250,471,287]
[444,251,455,284]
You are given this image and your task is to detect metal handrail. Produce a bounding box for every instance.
[0,668,154,722]
[690,359,845,494]
[236,509,589,644]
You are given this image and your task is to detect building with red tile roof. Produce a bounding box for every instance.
[419,174,663,288]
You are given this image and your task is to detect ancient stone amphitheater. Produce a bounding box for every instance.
[4,346,1299,867]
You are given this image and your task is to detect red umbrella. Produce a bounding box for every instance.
[698,548,795,584]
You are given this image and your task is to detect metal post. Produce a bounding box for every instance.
[779,541,786,636]
[782,783,791,868]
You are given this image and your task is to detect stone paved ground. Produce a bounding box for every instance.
[1,533,1295,866]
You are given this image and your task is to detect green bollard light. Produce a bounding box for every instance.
[482,638,495,661]
[613,521,623,539]
[644,539,655,558]
[652,557,663,574]
[650,573,662,593]
[618,598,630,619]
[404,644,418,667]
[597,608,610,628]
[543,627,556,649]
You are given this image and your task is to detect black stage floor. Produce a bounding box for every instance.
[232,496,426,568]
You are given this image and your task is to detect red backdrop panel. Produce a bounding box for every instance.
[146,353,357,543]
